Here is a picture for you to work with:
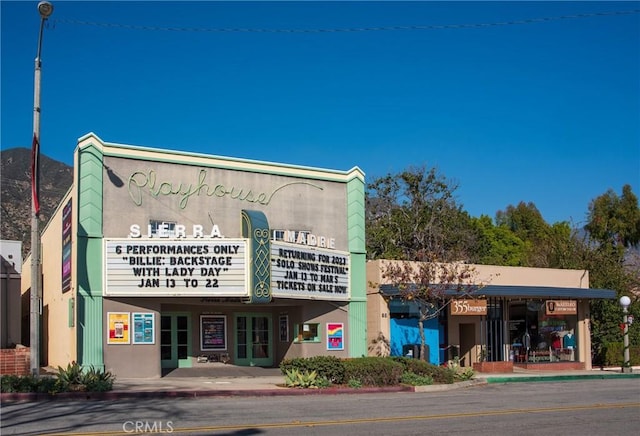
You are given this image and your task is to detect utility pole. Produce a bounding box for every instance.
[30,1,54,376]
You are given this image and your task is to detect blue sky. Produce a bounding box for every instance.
[2,1,639,226]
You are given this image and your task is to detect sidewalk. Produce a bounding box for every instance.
[476,365,640,384]
[2,365,639,402]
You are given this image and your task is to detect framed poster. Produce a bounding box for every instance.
[132,312,155,344]
[326,322,344,351]
[279,315,289,342]
[200,315,227,351]
[107,312,130,344]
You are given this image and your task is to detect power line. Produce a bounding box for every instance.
[52,9,640,34]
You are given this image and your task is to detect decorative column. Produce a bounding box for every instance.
[346,169,367,357]
[76,140,105,370]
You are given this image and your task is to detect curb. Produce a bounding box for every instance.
[4,374,636,402]
[485,373,640,384]
[0,385,415,402]
[414,379,487,392]
[0,380,487,402]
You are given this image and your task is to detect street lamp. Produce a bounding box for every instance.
[30,0,54,376]
[619,295,632,373]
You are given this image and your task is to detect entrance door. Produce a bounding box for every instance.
[234,313,273,367]
[459,323,476,367]
[161,313,192,369]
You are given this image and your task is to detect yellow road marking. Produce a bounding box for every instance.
[41,402,640,435]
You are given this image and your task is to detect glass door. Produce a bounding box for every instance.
[234,313,272,367]
[160,313,192,369]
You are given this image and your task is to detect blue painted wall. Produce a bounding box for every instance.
[390,318,441,364]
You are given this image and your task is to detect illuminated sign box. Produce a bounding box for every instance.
[104,239,248,297]
[271,242,350,301]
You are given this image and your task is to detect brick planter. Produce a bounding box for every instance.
[0,348,30,376]
[514,361,585,371]
[472,361,514,373]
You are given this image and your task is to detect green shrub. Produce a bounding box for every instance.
[280,357,314,374]
[0,362,115,393]
[35,376,63,393]
[342,357,404,386]
[0,375,38,392]
[315,375,331,388]
[347,378,363,388]
[392,357,455,384]
[280,355,345,384]
[453,367,475,382]
[306,355,345,384]
[0,374,63,393]
[393,357,431,374]
[400,371,433,386]
[284,368,328,389]
[1,375,22,393]
[602,343,640,367]
[56,362,83,389]
[81,366,116,392]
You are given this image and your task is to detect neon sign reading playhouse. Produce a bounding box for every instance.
[127,169,323,209]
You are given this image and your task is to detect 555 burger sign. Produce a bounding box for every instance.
[104,239,248,297]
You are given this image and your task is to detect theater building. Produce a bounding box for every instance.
[22,133,367,377]
[367,260,616,371]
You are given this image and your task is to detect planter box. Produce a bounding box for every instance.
[472,361,514,373]
[515,362,585,371]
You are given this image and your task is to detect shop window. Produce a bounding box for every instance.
[508,300,578,363]
[389,298,421,319]
[295,323,320,342]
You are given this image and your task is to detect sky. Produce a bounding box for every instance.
[1,1,639,226]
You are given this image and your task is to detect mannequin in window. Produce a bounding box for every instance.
[552,332,562,361]
[523,331,531,361]
[563,329,576,361]
[563,329,575,349]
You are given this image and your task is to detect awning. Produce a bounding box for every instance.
[379,284,616,299]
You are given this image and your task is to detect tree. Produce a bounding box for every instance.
[585,184,640,250]
[381,257,488,361]
[366,165,485,361]
[583,185,640,359]
[470,215,528,266]
[580,244,640,359]
[494,201,572,267]
[366,165,476,262]
[496,201,549,243]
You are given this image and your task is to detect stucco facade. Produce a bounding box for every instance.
[22,133,367,377]
[367,259,615,371]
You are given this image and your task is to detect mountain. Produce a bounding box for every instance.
[1,148,73,258]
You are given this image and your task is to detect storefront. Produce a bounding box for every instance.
[367,260,616,370]
[508,299,578,364]
[22,133,367,377]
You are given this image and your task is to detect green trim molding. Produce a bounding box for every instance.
[75,140,105,370]
[346,175,367,357]
[241,210,271,303]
